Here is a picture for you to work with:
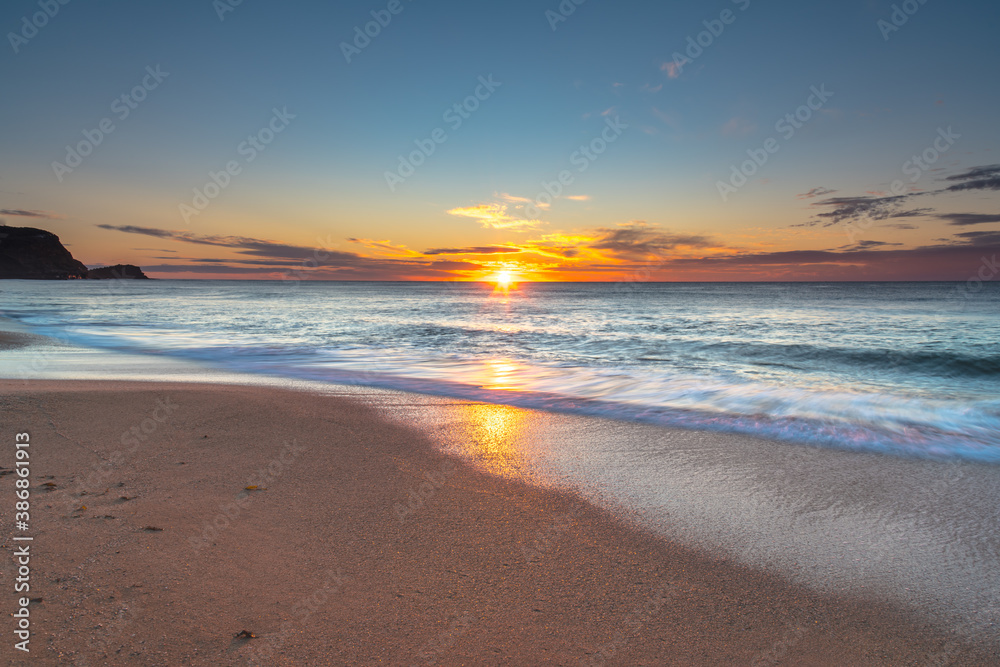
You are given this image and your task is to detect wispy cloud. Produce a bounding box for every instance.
[423,246,522,256]
[794,163,1000,230]
[660,61,682,79]
[347,238,422,256]
[0,209,56,218]
[667,235,1000,280]
[446,204,542,230]
[937,212,1000,226]
[95,224,484,280]
[942,164,1000,192]
[838,239,904,251]
[797,187,836,200]
[800,196,932,227]
[496,192,532,204]
[588,221,713,260]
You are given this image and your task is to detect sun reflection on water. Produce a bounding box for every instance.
[483,359,521,390]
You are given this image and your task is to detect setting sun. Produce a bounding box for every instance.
[495,271,513,288]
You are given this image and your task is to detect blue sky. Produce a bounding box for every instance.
[1,0,998,280]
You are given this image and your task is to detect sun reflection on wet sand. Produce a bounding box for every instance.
[453,403,530,478]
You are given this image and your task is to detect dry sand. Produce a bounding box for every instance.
[0,380,994,665]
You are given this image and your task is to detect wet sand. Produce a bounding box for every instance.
[0,331,35,351]
[1,380,994,665]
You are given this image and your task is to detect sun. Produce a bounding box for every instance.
[495,271,513,289]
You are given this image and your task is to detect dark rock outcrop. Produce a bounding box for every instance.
[87,264,149,280]
[0,225,89,279]
[0,225,151,280]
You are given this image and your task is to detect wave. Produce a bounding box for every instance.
[251,363,1000,464]
[707,341,1000,379]
[21,322,998,464]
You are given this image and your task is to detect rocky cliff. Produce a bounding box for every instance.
[0,226,151,280]
[0,225,90,279]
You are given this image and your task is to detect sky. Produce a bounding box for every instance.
[1,0,998,281]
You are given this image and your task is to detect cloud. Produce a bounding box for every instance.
[660,61,681,79]
[98,224,175,238]
[516,234,587,259]
[423,246,522,256]
[588,222,713,260]
[666,236,1000,280]
[797,187,836,200]
[446,204,541,230]
[565,195,591,201]
[793,163,1000,230]
[953,230,1000,246]
[347,238,422,256]
[799,196,933,227]
[937,212,1000,226]
[96,225,352,260]
[811,195,908,223]
[942,164,1000,192]
[164,257,309,266]
[95,224,485,280]
[496,192,533,204]
[0,209,56,218]
[641,83,663,93]
[839,240,904,251]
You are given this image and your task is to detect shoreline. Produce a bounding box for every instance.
[2,379,994,665]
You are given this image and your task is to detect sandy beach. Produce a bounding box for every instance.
[1,379,994,666]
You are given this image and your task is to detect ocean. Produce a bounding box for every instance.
[2,279,998,462]
[3,278,1000,644]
